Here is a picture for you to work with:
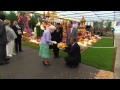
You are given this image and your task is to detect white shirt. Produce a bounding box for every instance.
[16,24,21,29]
[0,19,3,22]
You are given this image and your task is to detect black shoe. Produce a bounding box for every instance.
[54,56,57,59]
[19,50,23,52]
[16,51,19,53]
[5,58,10,61]
[0,61,9,65]
[54,55,60,58]
[64,57,68,61]
[56,56,60,58]
[71,65,78,68]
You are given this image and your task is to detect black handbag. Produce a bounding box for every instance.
[49,45,53,49]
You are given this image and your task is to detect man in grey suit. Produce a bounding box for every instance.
[0,12,10,65]
[66,21,78,45]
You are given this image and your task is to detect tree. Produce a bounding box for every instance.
[99,21,103,29]
[107,21,112,30]
[17,11,24,28]
[0,11,4,13]
[29,14,38,31]
[4,11,17,27]
[93,21,98,30]
[103,20,112,31]
[2,11,39,32]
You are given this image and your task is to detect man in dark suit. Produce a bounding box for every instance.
[64,37,81,68]
[66,21,78,46]
[0,12,10,65]
[12,21,23,53]
[51,23,63,58]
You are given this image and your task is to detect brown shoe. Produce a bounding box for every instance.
[43,61,50,66]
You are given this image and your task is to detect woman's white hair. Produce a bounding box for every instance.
[4,19,10,25]
[48,25,56,31]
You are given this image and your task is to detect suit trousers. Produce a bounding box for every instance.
[6,40,15,56]
[0,44,6,63]
[53,44,59,57]
[15,38,22,52]
[65,57,79,68]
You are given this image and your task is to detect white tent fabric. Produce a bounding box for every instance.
[34,11,120,22]
[56,11,120,22]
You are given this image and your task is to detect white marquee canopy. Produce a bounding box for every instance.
[34,11,120,22]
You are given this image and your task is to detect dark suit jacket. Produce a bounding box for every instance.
[0,21,7,45]
[51,27,63,43]
[12,25,22,39]
[66,27,78,45]
[64,42,81,63]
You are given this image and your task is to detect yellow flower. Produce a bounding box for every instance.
[36,22,41,26]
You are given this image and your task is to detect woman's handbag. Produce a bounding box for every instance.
[49,45,53,49]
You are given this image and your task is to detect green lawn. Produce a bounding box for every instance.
[81,38,114,71]
[81,48,114,71]
[22,37,115,71]
[92,38,114,47]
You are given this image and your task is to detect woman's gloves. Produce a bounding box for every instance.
[52,41,57,44]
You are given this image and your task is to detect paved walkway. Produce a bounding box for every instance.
[114,31,120,79]
[0,46,103,79]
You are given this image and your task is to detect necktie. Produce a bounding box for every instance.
[70,28,73,36]
[57,29,59,32]
[70,28,72,34]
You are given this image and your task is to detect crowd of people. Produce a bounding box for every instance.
[0,12,23,65]
[0,12,81,68]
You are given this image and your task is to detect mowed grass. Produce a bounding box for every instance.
[92,38,114,47]
[82,38,114,71]
[22,37,115,71]
[81,48,114,71]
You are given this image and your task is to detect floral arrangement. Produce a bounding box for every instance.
[57,42,66,49]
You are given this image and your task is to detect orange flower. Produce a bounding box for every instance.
[57,43,66,49]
